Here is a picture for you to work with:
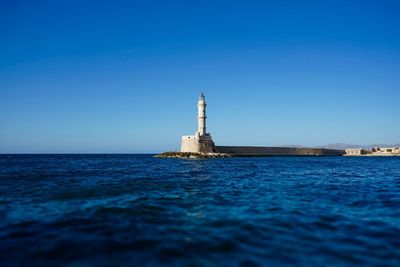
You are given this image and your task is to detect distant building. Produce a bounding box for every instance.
[372,147,400,155]
[345,148,369,155]
[345,147,400,156]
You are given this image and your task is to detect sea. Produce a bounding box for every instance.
[0,154,400,266]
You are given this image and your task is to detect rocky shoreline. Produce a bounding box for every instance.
[154,152,232,159]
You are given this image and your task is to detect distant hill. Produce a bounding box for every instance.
[280,144,306,148]
[320,143,400,150]
[279,143,400,149]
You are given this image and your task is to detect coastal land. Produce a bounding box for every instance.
[156,145,400,158]
[162,93,399,159]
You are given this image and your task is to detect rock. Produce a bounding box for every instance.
[154,152,232,159]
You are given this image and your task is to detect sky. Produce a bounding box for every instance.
[0,0,399,153]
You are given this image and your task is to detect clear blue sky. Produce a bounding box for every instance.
[1,0,399,153]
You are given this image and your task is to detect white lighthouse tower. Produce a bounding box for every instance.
[197,92,206,137]
[181,93,215,153]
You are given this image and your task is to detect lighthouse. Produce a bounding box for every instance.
[197,92,206,137]
[158,93,347,157]
[181,93,215,153]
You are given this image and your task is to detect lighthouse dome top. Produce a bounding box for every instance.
[199,92,205,101]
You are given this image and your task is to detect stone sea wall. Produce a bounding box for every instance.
[215,146,345,156]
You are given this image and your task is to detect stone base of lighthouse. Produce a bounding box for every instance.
[181,133,215,153]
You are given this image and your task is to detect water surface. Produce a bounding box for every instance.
[0,155,400,266]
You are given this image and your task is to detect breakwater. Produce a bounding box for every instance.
[215,146,345,156]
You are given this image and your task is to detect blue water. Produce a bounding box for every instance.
[0,155,400,266]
